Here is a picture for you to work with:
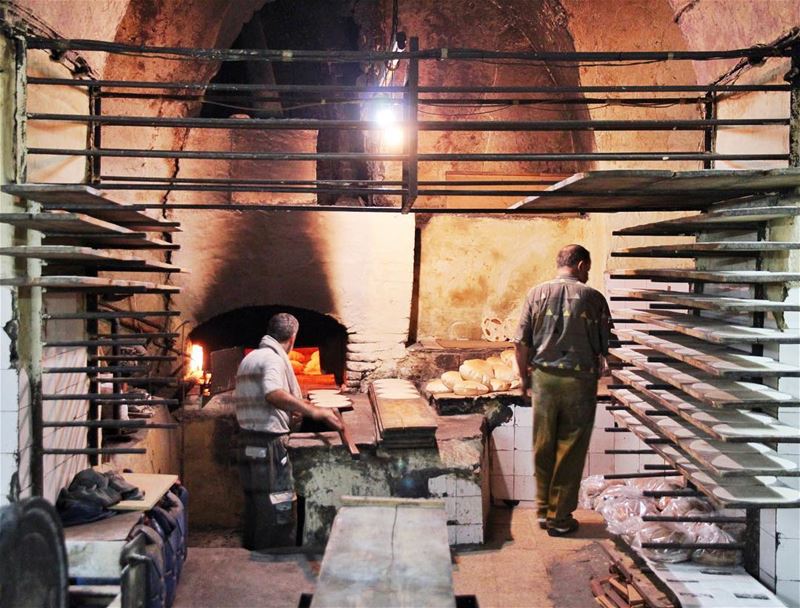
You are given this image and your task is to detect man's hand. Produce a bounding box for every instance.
[289,411,303,431]
[598,355,611,377]
[310,406,343,432]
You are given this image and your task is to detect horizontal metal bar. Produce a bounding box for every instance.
[643,464,675,470]
[99,175,563,187]
[96,377,177,385]
[604,471,679,479]
[29,147,789,162]
[42,448,147,455]
[89,354,176,361]
[605,449,655,454]
[28,113,789,131]
[42,394,178,404]
[639,542,745,550]
[43,366,147,374]
[604,427,631,432]
[44,339,147,347]
[643,489,702,497]
[44,310,179,320]
[26,37,793,61]
[88,332,178,340]
[642,515,747,524]
[26,77,792,93]
[42,420,177,429]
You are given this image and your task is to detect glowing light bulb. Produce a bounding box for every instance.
[188,344,204,379]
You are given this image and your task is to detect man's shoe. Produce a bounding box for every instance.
[537,517,547,530]
[547,518,579,537]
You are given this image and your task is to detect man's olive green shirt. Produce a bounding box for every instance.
[513,276,613,376]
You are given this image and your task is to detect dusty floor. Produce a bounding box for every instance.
[175,506,612,608]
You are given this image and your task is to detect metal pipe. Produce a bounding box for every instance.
[28,113,790,131]
[26,77,792,93]
[639,542,745,550]
[26,36,794,62]
[604,471,679,479]
[27,147,789,162]
[643,515,747,524]
[42,448,147,455]
[42,420,177,429]
[98,175,562,187]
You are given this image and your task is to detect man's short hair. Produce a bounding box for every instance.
[556,244,591,268]
[266,313,299,342]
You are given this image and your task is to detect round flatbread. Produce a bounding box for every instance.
[453,380,489,397]
[440,371,464,390]
[425,380,450,394]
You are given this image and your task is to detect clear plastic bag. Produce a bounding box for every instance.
[633,522,694,563]
[691,523,741,567]
[578,475,624,509]
[598,497,659,542]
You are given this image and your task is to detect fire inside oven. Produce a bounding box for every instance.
[187,306,347,395]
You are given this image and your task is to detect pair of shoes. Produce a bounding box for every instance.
[537,517,547,530]
[547,517,579,537]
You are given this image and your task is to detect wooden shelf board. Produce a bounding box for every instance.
[44,234,178,250]
[625,309,800,344]
[0,245,182,272]
[612,388,800,477]
[612,368,800,443]
[2,184,180,232]
[610,346,800,408]
[615,329,800,378]
[512,170,800,212]
[613,205,800,236]
[612,410,800,508]
[612,289,800,313]
[612,241,800,257]
[610,268,800,283]
[0,211,136,235]
[0,275,179,294]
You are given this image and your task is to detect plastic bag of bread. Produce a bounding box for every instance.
[453,380,489,397]
[579,475,614,509]
[633,522,693,563]
[459,359,493,386]
[425,379,451,394]
[441,371,464,390]
[660,497,714,519]
[691,524,741,566]
[488,378,511,392]
[599,497,659,542]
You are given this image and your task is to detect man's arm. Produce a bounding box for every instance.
[515,342,531,393]
[265,389,343,431]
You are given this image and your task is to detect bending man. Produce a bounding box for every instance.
[514,244,612,537]
[234,312,342,550]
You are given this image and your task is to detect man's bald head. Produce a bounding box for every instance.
[556,244,591,269]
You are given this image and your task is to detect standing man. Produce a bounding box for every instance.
[514,244,612,537]
[234,312,342,550]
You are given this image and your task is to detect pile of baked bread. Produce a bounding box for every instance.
[425,349,521,396]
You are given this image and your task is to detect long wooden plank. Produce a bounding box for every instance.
[0,211,137,235]
[514,170,800,212]
[626,309,800,344]
[612,410,800,508]
[612,241,800,257]
[311,502,455,608]
[0,276,179,294]
[2,184,181,232]
[616,329,800,377]
[613,289,800,313]
[610,268,800,283]
[610,346,800,408]
[0,245,182,272]
[612,388,800,477]
[612,368,800,442]
[613,205,800,236]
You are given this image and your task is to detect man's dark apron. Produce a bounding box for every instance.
[237,430,296,550]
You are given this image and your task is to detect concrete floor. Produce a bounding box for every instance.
[174,507,612,608]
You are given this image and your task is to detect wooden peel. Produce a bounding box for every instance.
[334,408,360,460]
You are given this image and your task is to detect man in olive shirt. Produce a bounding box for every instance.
[514,244,612,536]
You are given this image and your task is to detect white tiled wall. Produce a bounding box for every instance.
[0,287,17,506]
[489,400,618,510]
[428,473,484,546]
[772,288,800,607]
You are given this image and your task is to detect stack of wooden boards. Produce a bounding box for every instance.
[591,574,645,608]
[369,379,438,448]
